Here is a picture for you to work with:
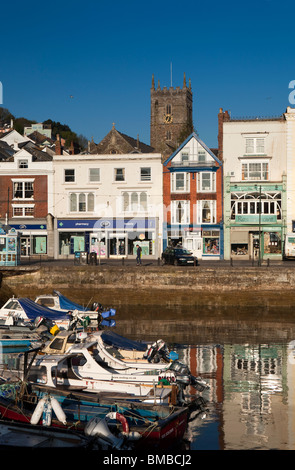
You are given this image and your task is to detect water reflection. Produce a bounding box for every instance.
[113,305,295,450]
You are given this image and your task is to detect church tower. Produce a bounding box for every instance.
[150,73,193,158]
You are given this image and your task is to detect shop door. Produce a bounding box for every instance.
[109,234,127,257]
[184,237,202,258]
[20,237,30,256]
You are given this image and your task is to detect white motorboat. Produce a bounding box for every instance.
[34,290,116,323]
[0,296,114,332]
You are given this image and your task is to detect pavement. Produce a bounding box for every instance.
[13,256,295,269]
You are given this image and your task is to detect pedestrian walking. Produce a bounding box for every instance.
[136,244,142,265]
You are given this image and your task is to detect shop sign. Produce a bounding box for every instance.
[235,214,277,224]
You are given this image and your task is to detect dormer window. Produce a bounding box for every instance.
[18,160,28,168]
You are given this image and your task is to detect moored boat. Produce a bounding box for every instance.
[0,297,115,332]
[35,290,116,320]
[0,380,206,450]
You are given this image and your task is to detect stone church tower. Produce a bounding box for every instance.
[150,73,193,158]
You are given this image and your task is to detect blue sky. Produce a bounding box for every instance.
[1,0,295,149]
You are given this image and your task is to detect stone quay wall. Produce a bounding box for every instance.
[0,264,295,308]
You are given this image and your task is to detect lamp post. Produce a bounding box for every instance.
[258,185,261,266]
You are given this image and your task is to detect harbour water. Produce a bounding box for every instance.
[113,304,295,450]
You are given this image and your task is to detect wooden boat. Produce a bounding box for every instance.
[0,380,206,450]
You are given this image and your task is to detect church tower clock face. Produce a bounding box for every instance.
[150,73,193,158]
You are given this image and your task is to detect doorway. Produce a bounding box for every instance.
[109,233,127,257]
[20,236,30,256]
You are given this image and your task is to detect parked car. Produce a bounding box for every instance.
[161,247,198,266]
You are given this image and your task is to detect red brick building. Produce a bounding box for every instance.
[163,132,224,260]
[0,139,54,257]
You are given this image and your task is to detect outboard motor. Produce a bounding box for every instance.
[84,417,124,450]
[91,302,103,312]
[144,339,171,363]
[169,360,209,391]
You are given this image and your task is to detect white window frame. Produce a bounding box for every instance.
[122,191,148,212]
[171,200,190,224]
[12,204,34,217]
[171,172,190,193]
[197,172,216,192]
[89,168,100,182]
[115,168,125,182]
[242,161,269,181]
[140,167,151,182]
[245,137,265,155]
[64,169,75,183]
[69,192,95,213]
[12,179,34,200]
[197,200,216,224]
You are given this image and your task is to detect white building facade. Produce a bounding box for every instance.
[221,109,289,261]
[53,152,163,260]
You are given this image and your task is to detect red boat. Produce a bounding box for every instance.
[0,382,204,450]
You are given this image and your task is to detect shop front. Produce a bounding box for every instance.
[57,218,161,259]
[8,223,48,258]
[230,225,283,260]
[164,224,223,259]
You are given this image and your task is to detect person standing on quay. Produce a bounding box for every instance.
[136,244,142,266]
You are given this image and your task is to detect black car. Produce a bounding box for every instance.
[161,247,197,266]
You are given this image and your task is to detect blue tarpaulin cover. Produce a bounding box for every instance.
[101,330,147,351]
[18,298,70,321]
[53,291,116,317]
[55,291,89,312]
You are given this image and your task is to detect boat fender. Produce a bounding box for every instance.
[106,412,129,434]
[51,397,67,425]
[42,397,52,427]
[30,397,46,425]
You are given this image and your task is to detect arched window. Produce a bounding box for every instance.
[79,193,86,212]
[88,193,94,211]
[131,192,138,211]
[140,192,147,211]
[123,192,129,211]
[166,104,172,114]
[70,193,77,212]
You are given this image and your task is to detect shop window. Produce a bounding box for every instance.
[264,232,281,254]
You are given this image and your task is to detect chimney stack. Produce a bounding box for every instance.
[55,134,62,155]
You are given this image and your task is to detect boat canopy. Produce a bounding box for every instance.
[53,291,89,312]
[101,330,147,352]
[18,298,70,321]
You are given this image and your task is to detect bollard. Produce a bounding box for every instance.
[158,257,160,266]
[267,258,270,267]
[230,257,233,266]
